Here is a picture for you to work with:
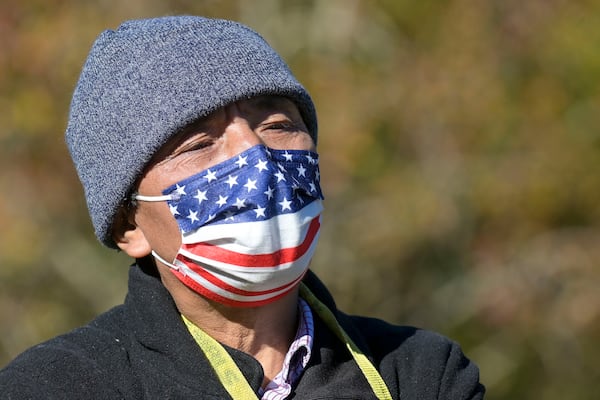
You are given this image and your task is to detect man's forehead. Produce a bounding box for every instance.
[236,95,300,114]
[247,95,296,108]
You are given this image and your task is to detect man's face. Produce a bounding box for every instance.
[131,95,315,265]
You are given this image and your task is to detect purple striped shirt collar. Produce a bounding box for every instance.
[259,298,314,399]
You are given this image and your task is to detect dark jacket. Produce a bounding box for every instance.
[0,262,485,399]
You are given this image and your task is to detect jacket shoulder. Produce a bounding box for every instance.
[0,305,138,399]
[348,315,486,400]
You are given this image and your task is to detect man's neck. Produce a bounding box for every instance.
[163,272,299,384]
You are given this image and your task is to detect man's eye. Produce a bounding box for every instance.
[172,139,213,157]
[266,121,296,131]
[188,141,212,150]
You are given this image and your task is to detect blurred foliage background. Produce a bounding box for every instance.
[1,0,599,398]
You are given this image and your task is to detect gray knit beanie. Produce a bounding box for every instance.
[65,16,318,249]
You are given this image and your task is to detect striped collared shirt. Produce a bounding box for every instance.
[260,298,314,400]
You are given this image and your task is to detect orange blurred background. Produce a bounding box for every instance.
[1,1,599,398]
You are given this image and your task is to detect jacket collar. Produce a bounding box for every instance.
[123,260,374,394]
[124,260,264,393]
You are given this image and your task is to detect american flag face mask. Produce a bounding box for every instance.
[135,144,324,307]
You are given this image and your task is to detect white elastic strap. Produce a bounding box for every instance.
[134,193,176,202]
[151,250,180,271]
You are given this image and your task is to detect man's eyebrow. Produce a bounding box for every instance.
[179,115,213,135]
[250,95,295,111]
[142,120,208,168]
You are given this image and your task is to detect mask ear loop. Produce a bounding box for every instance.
[131,193,181,271]
[130,192,183,272]
[134,193,179,202]
[151,250,181,272]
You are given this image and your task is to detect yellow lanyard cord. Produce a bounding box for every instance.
[299,284,394,400]
[182,315,259,399]
[182,284,393,400]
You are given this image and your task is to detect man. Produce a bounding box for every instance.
[0,16,485,399]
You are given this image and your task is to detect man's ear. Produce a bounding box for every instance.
[112,206,152,258]
[115,226,152,258]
